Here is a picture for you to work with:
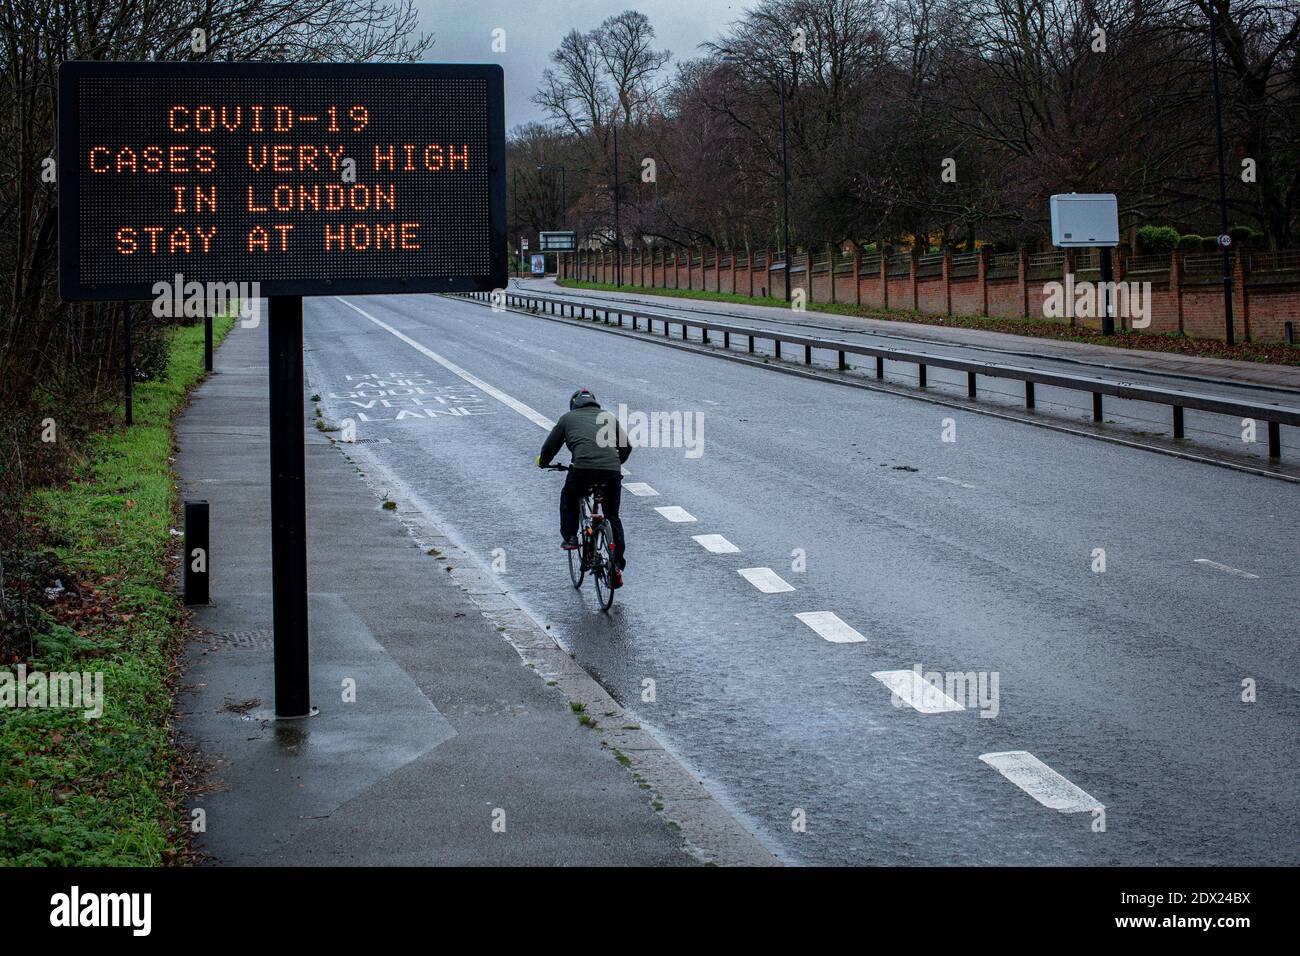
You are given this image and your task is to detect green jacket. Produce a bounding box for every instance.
[538,404,631,472]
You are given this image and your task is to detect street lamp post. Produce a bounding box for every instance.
[1207,1,1236,345]
[778,69,792,303]
[612,124,623,287]
[512,167,520,277]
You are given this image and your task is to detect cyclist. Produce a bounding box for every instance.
[537,388,632,587]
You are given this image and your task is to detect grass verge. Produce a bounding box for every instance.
[0,315,234,865]
[556,279,1300,366]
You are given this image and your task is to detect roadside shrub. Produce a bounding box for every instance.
[1177,234,1217,252]
[132,315,173,383]
[1136,225,1179,255]
[1229,225,1264,247]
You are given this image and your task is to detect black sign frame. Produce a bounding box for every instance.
[538,231,577,252]
[57,60,507,301]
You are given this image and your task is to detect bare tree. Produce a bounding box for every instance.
[0,0,432,450]
[595,10,672,125]
[1184,0,1299,247]
[534,28,612,139]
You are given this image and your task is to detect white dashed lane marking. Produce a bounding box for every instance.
[872,669,963,712]
[655,506,697,523]
[935,476,975,489]
[624,482,659,496]
[979,751,1104,813]
[796,611,865,644]
[1193,558,1259,579]
[692,534,740,554]
[737,567,795,593]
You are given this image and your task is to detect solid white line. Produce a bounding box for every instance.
[654,505,696,523]
[979,751,1104,813]
[624,482,659,497]
[1193,558,1260,579]
[796,611,865,644]
[935,476,975,489]
[872,669,963,712]
[692,533,740,554]
[737,567,795,593]
[335,298,556,431]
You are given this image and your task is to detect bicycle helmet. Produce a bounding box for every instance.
[569,387,598,410]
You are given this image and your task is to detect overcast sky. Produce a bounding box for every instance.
[413,1,744,131]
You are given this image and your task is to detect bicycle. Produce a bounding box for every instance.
[545,464,617,611]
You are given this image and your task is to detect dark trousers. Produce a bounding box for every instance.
[561,468,625,567]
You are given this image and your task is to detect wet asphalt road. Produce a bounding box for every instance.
[301,291,1299,866]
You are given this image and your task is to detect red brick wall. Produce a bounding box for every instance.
[1182,283,1242,339]
[950,279,983,315]
[986,280,1022,318]
[1244,279,1300,341]
[572,249,1299,343]
[1026,285,1053,323]
[1146,284,1177,333]
[886,275,911,307]
[833,273,855,303]
[916,280,945,314]
[791,273,810,301]
[861,274,885,308]
[810,272,831,302]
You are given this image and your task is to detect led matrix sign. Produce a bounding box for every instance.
[58,61,507,300]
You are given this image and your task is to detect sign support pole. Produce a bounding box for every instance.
[1099,247,1115,336]
[204,313,214,372]
[123,307,134,426]
[268,295,312,718]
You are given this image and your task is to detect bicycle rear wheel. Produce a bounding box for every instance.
[591,521,616,611]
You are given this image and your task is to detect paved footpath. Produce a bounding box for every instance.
[174,318,776,866]
[529,277,1300,393]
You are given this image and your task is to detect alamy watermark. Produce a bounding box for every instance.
[598,403,705,459]
[50,886,150,936]
[152,273,261,326]
[894,662,1000,717]
[1,665,105,719]
[1042,274,1151,328]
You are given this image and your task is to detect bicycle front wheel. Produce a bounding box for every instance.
[592,521,616,611]
[568,536,585,588]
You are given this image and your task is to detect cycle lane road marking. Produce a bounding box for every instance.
[337,298,641,478]
[336,297,557,431]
